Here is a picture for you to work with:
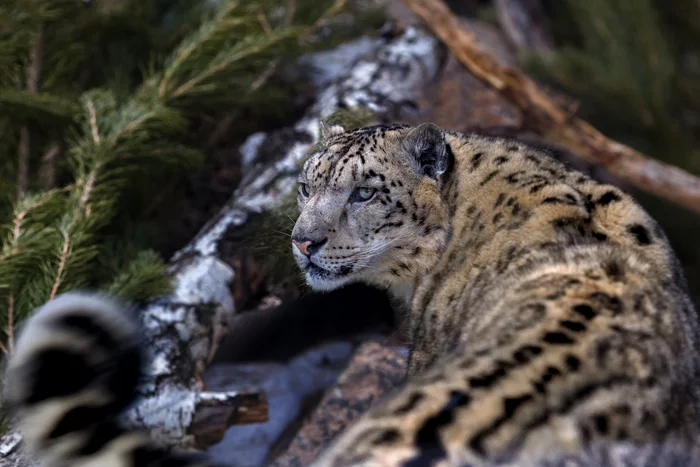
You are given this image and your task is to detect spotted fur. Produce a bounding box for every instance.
[292,123,700,466]
[5,123,700,467]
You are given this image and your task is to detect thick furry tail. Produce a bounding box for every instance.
[8,292,700,467]
[5,292,216,467]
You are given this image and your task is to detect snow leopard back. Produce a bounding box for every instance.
[6,292,700,466]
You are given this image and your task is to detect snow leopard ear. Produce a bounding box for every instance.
[319,121,346,140]
[403,122,451,180]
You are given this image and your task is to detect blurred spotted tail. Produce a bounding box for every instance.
[5,292,216,467]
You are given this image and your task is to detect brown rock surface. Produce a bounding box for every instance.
[270,341,408,466]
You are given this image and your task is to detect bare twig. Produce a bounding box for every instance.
[206,49,278,147]
[16,24,44,199]
[251,61,280,92]
[16,127,30,199]
[170,30,296,101]
[2,24,442,466]
[27,26,43,94]
[403,0,700,215]
[0,339,8,355]
[206,115,236,148]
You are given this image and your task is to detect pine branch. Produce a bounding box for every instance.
[0,0,367,357]
[161,28,301,107]
[154,0,356,112]
[105,249,172,301]
[1,87,199,319]
[0,89,79,122]
[0,190,63,343]
[0,191,63,265]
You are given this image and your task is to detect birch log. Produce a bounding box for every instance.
[124,23,442,450]
[0,24,442,467]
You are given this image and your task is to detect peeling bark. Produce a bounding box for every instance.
[127,23,442,451]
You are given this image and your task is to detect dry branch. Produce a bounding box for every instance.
[404,0,700,215]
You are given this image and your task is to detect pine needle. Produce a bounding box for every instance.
[0,0,371,387]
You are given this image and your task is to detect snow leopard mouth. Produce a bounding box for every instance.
[303,263,350,291]
[305,261,354,280]
[293,247,357,289]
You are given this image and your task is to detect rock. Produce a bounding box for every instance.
[270,341,408,466]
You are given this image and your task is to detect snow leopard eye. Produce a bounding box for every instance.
[350,187,376,203]
[299,182,309,197]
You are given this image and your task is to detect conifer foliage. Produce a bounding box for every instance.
[0,0,367,356]
[528,0,700,172]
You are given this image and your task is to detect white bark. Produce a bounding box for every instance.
[128,23,442,450]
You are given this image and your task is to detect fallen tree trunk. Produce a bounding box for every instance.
[0,24,442,467]
[125,20,442,452]
[404,0,700,216]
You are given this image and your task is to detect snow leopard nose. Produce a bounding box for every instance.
[292,237,328,257]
